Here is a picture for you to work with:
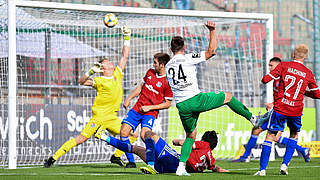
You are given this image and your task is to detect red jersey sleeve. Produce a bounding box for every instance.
[262,62,282,83]
[143,69,151,83]
[306,72,320,99]
[192,141,205,150]
[163,81,173,100]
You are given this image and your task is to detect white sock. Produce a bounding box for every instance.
[178,162,186,168]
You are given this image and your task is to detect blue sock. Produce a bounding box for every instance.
[241,135,258,159]
[145,137,156,165]
[295,144,305,155]
[283,138,297,166]
[121,136,135,163]
[107,136,132,152]
[260,140,272,171]
[278,136,289,145]
[279,136,304,155]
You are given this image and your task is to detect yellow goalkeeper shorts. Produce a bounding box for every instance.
[81,113,122,138]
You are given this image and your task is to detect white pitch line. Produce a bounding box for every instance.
[0,172,131,176]
[228,165,320,171]
[1,165,319,176]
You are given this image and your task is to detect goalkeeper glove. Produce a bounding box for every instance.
[88,62,103,76]
[122,26,131,41]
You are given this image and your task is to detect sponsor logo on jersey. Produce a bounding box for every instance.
[192,53,200,58]
[145,84,159,94]
[148,76,152,80]
[156,81,162,87]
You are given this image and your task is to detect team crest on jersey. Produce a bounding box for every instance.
[91,123,96,128]
[156,81,162,87]
[192,53,200,58]
[114,77,117,82]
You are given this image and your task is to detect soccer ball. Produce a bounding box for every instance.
[104,13,117,28]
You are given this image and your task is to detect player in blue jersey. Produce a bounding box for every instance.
[99,130,228,174]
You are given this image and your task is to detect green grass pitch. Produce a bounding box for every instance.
[0,158,319,180]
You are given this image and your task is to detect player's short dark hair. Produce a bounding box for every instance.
[170,36,185,53]
[270,57,281,63]
[201,130,218,150]
[154,53,171,65]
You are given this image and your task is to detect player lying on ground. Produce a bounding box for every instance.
[98,130,228,174]
[118,53,173,168]
[165,20,260,176]
[254,44,320,176]
[232,57,310,163]
[44,26,138,168]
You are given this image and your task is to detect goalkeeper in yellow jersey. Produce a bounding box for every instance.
[44,26,137,168]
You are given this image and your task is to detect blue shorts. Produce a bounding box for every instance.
[266,110,302,132]
[122,109,155,131]
[260,110,272,131]
[154,137,180,173]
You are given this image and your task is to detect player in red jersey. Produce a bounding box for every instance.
[118,53,173,168]
[99,130,228,174]
[232,57,310,163]
[254,44,320,176]
[172,131,229,173]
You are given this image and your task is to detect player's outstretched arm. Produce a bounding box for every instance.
[118,26,131,71]
[305,90,320,99]
[78,62,103,86]
[172,139,185,146]
[262,62,282,84]
[213,165,229,173]
[140,99,172,113]
[123,82,144,110]
[305,75,320,99]
[205,21,217,60]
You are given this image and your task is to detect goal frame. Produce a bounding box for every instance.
[7,0,274,169]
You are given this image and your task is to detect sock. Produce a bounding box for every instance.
[179,162,186,168]
[113,136,137,158]
[52,138,77,160]
[279,136,304,155]
[121,136,135,163]
[259,140,272,171]
[283,138,297,166]
[107,136,133,152]
[295,144,305,155]
[145,137,156,166]
[278,136,289,145]
[227,97,252,120]
[180,138,195,163]
[241,135,258,159]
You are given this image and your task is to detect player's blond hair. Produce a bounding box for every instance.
[294,44,309,59]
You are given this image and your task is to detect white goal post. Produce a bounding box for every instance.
[4,0,273,169]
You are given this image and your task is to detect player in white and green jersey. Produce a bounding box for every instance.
[165,21,259,176]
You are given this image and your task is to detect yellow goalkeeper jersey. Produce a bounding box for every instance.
[91,66,123,121]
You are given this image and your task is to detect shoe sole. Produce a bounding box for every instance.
[140,168,151,174]
[280,170,288,175]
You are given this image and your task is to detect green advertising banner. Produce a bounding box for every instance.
[168,107,316,159]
